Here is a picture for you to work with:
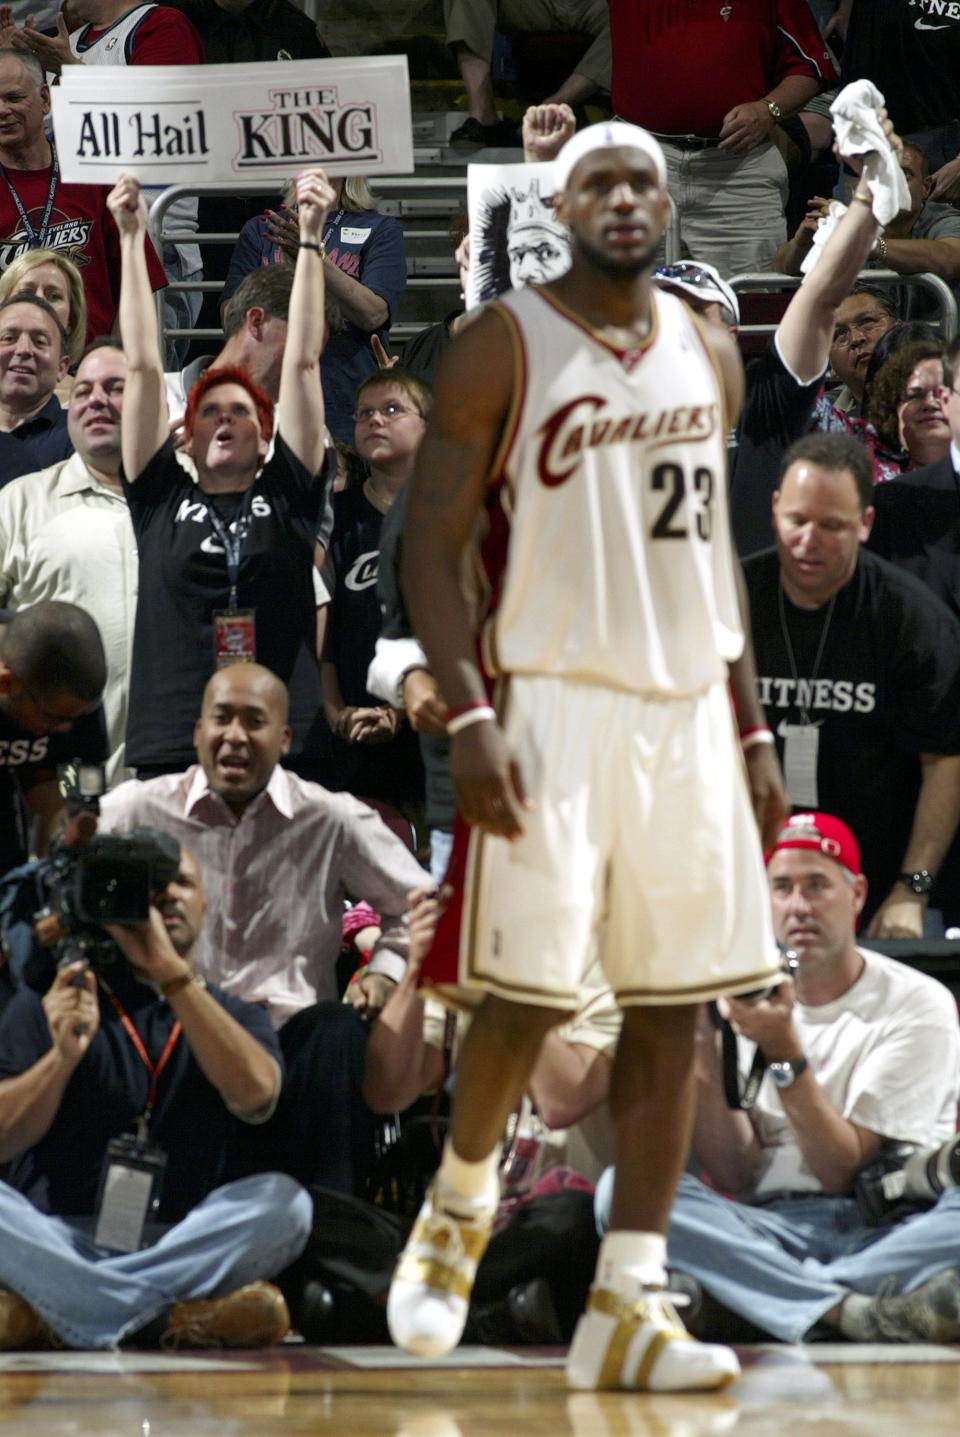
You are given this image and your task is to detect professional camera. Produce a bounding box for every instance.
[28,764,180,979]
[855,1137,960,1226]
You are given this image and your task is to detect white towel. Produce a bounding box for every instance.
[830,79,910,226]
[800,198,850,277]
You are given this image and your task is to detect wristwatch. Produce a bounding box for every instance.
[769,1056,809,1089]
[765,99,782,122]
[896,869,935,895]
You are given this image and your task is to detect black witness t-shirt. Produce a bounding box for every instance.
[123,436,331,769]
[744,548,960,912]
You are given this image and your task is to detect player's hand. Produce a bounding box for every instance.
[724,976,801,1060]
[718,101,775,154]
[43,961,99,1063]
[522,103,576,163]
[347,971,396,1021]
[295,167,337,243]
[106,173,148,237]
[451,720,532,840]
[401,669,449,737]
[743,742,790,851]
[865,890,925,940]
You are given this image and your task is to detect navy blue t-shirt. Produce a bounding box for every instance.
[0,395,71,491]
[222,207,407,443]
[0,967,282,1224]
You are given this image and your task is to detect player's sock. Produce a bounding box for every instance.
[566,1230,740,1392]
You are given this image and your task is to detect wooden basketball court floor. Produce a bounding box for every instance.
[1,1341,959,1436]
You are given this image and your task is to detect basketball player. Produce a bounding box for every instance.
[387,121,788,1391]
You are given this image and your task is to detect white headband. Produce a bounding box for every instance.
[553,121,667,192]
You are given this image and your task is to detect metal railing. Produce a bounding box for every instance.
[148,179,469,352]
[727,268,958,340]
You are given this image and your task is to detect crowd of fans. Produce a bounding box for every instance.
[0,0,959,1363]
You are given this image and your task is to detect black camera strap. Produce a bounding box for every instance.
[721,1021,768,1111]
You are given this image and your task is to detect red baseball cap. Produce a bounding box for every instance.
[766,812,861,877]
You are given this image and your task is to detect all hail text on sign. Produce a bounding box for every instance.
[74,87,379,168]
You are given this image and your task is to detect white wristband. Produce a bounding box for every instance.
[741,729,776,752]
[446,705,497,736]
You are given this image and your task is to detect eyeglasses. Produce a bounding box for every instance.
[831,315,886,348]
[899,385,946,407]
[353,402,419,424]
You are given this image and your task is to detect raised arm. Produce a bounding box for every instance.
[278,167,336,474]
[107,173,169,480]
[776,110,901,384]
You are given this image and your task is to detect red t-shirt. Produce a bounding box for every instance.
[76,5,204,65]
[0,166,167,342]
[608,0,836,137]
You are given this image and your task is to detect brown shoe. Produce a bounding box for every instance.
[162,1281,290,1350]
[0,1289,55,1349]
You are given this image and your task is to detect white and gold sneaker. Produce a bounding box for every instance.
[387,1183,495,1357]
[566,1284,740,1392]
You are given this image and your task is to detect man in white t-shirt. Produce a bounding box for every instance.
[596,810,960,1343]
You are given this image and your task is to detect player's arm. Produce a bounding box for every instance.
[401,309,528,839]
[728,560,789,850]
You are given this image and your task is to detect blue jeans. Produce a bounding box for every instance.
[595,1168,960,1342]
[0,1173,312,1348]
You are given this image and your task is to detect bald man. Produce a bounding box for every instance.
[98,663,427,1191]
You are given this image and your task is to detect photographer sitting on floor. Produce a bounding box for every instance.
[0,834,311,1351]
[595,811,960,1343]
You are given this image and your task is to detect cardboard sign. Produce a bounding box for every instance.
[50,56,413,184]
[466,161,570,310]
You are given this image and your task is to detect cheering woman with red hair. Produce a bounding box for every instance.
[108,168,336,777]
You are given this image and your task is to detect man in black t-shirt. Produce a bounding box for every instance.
[745,431,960,936]
[0,845,311,1350]
[841,0,960,192]
[0,601,107,878]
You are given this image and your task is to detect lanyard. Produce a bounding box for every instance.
[206,492,255,612]
[778,585,837,725]
[107,992,182,1121]
[0,140,59,250]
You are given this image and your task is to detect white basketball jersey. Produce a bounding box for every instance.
[478,285,743,697]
